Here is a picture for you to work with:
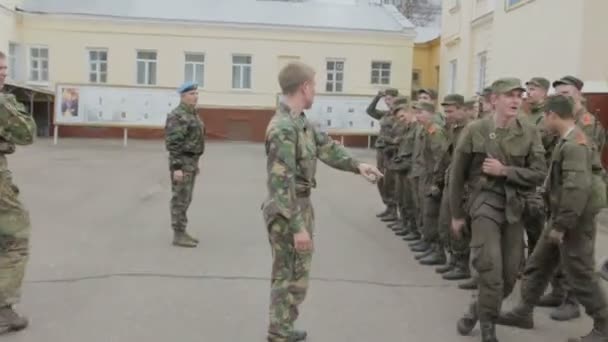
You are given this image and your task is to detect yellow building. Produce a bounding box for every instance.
[412,27,440,94]
[439,0,608,99]
[1,0,416,141]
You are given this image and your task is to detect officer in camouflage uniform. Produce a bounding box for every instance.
[436,94,472,281]
[451,78,546,342]
[409,102,449,266]
[262,62,382,342]
[0,51,36,334]
[536,76,607,321]
[367,89,399,221]
[390,104,420,238]
[497,95,608,342]
[164,82,205,248]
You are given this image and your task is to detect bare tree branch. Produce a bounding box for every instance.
[396,0,441,27]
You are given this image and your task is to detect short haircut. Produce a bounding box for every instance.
[278,62,315,95]
[544,94,575,119]
[0,51,5,59]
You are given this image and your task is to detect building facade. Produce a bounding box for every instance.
[413,27,440,94]
[1,0,416,142]
[439,0,608,99]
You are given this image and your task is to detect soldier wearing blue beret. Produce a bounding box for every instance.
[164,82,205,247]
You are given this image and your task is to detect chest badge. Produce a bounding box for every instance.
[489,132,496,140]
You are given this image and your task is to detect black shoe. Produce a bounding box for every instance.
[480,322,498,342]
[289,330,307,341]
[457,303,478,336]
[436,255,456,274]
[409,239,425,248]
[395,230,410,237]
[550,302,581,321]
[0,306,28,335]
[376,208,390,218]
[411,241,430,253]
[496,308,534,329]
[415,248,434,260]
[537,293,565,307]
[459,278,478,290]
[381,213,398,222]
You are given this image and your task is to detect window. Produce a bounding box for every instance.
[326,59,344,93]
[506,0,526,10]
[185,53,205,86]
[88,49,108,84]
[448,59,457,93]
[232,55,252,89]
[29,46,49,82]
[8,43,18,79]
[412,69,421,88]
[136,50,157,85]
[477,52,487,93]
[371,61,391,85]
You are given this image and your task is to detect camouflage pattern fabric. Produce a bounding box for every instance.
[0,93,36,307]
[164,102,205,232]
[262,102,360,341]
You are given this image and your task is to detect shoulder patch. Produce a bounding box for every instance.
[582,113,593,126]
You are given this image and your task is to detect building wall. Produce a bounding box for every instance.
[413,38,440,91]
[17,14,414,109]
[0,1,19,58]
[580,0,608,92]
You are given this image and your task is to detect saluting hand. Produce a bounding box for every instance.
[358,163,384,184]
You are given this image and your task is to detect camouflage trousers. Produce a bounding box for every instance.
[266,198,314,342]
[376,149,396,208]
[438,183,470,259]
[421,177,441,244]
[409,176,425,231]
[520,215,608,320]
[396,173,417,232]
[170,165,198,232]
[521,191,545,257]
[0,169,30,307]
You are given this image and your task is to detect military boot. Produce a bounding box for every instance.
[388,221,402,230]
[459,277,478,290]
[550,296,581,321]
[415,247,435,260]
[496,303,534,329]
[436,254,456,274]
[443,257,471,281]
[480,322,499,342]
[409,239,426,248]
[173,231,198,248]
[537,290,565,307]
[380,207,398,222]
[376,207,391,218]
[411,240,431,253]
[419,244,447,266]
[457,302,478,336]
[0,306,28,335]
[403,231,421,241]
[289,329,307,341]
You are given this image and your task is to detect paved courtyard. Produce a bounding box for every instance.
[3,138,608,342]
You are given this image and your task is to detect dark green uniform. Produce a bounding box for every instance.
[437,117,472,277]
[164,102,205,237]
[450,110,546,338]
[409,124,426,235]
[498,126,608,342]
[388,118,416,232]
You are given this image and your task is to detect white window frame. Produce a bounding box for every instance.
[28,45,49,84]
[184,52,205,87]
[505,0,530,11]
[476,51,488,94]
[8,42,18,80]
[136,50,157,86]
[448,59,457,94]
[371,61,391,85]
[326,58,345,93]
[87,48,108,84]
[232,54,252,90]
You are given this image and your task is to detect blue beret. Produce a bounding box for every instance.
[177,82,198,94]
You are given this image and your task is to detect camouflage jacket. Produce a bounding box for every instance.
[262,102,361,233]
[389,121,417,172]
[366,94,394,149]
[164,102,205,171]
[449,116,547,224]
[0,93,36,172]
[434,118,470,188]
[521,103,559,167]
[418,122,449,188]
[547,127,605,231]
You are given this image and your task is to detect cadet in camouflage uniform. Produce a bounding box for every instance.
[497,95,608,342]
[417,88,446,127]
[436,94,472,281]
[520,77,556,258]
[262,62,382,342]
[409,102,449,266]
[451,78,546,342]
[404,119,427,245]
[164,82,205,248]
[0,51,36,334]
[367,89,399,220]
[390,104,419,238]
[464,98,479,120]
[535,76,607,321]
[478,87,493,119]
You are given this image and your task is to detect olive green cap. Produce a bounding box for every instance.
[543,94,574,117]
[393,96,408,107]
[392,103,410,114]
[441,94,465,106]
[552,75,584,91]
[491,78,525,94]
[417,88,438,100]
[464,99,477,109]
[385,88,399,97]
[525,77,550,90]
[478,87,493,97]
[413,101,436,113]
